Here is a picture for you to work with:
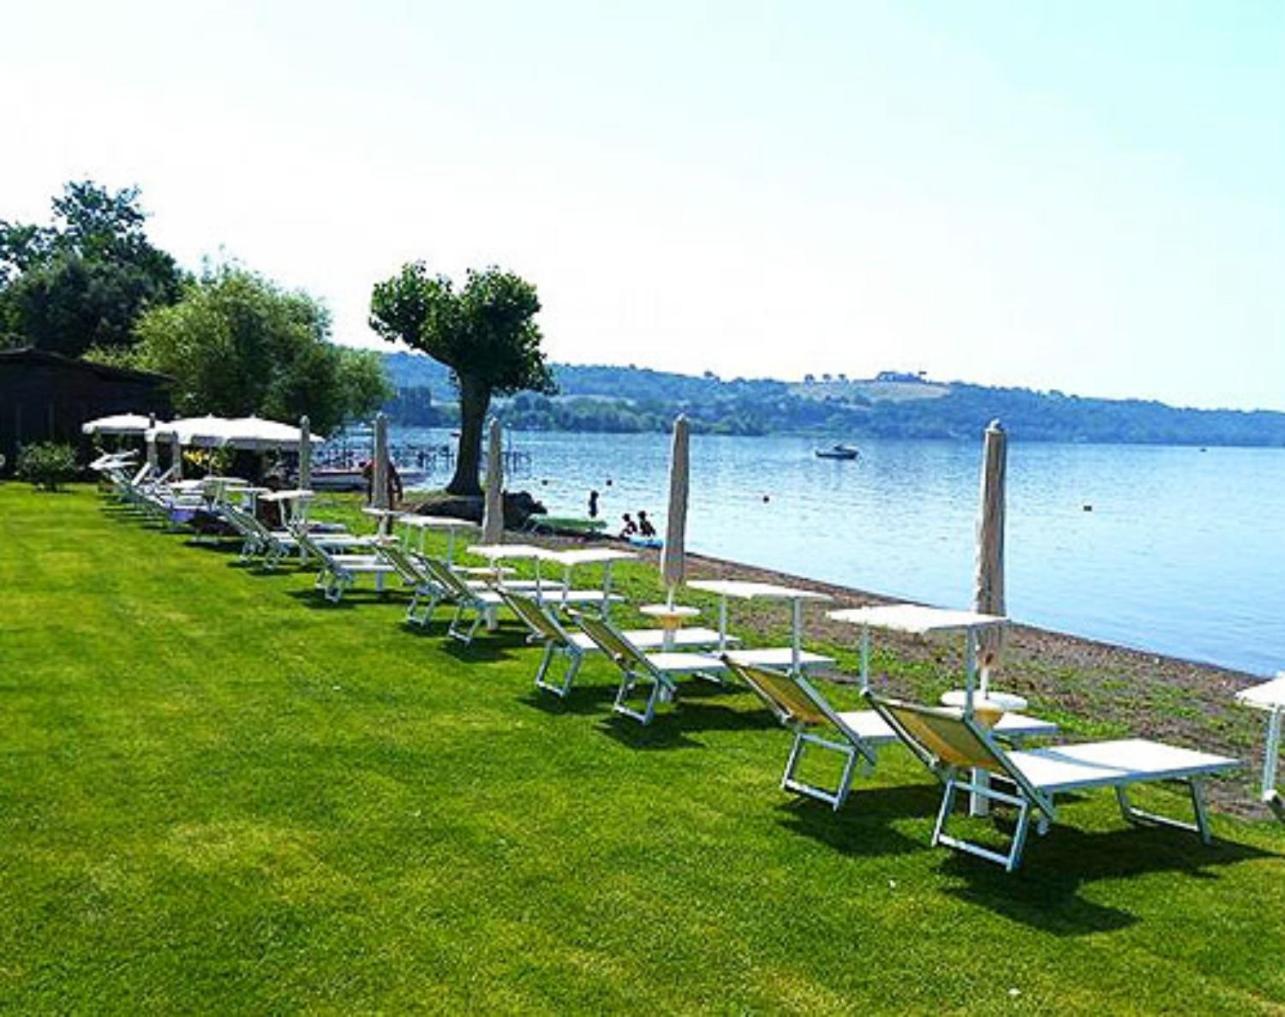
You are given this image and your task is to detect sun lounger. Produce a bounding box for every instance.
[865,692,1240,871]
[569,610,727,724]
[417,556,507,643]
[222,503,365,567]
[722,658,1057,810]
[293,529,396,603]
[499,589,733,697]
[723,647,834,672]
[375,543,452,626]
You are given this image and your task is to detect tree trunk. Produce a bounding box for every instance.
[447,375,491,496]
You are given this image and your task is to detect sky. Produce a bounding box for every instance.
[2,1,1282,409]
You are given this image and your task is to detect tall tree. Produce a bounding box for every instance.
[130,264,390,434]
[369,263,555,495]
[0,180,182,355]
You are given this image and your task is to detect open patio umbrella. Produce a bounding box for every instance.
[660,414,690,606]
[154,415,235,448]
[298,415,312,488]
[81,413,155,436]
[973,419,1007,694]
[372,412,389,509]
[480,417,504,544]
[223,416,325,452]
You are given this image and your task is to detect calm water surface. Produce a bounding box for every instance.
[395,428,1285,675]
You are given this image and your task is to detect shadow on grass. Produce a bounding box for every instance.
[284,587,398,611]
[938,815,1281,936]
[438,638,519,665]
[520,683,618,716]
[776,785,937,859]
[595,697,782,750]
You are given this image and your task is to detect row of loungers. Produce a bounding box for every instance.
[96,462,1242,873]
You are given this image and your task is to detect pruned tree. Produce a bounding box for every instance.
[369,263,555,495]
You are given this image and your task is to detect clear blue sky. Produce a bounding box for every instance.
[3,1,1281,409]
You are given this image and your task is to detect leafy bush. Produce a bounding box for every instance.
[16,442,78,491]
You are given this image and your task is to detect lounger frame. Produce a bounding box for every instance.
[866,693,1234,872]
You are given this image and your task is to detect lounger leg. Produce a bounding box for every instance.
[934,775,1038,871]
[1116,782,1213,843]
[613,669,664,725]
[781,731,859,810]
[533,642,556,689]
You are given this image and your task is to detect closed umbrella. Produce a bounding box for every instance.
[372,412,389,509]
[480,417,504,544]
[660,414,690,606]
[973,419,1007,695]
[298,415,312,488]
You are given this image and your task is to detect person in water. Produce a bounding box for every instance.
[637,510,657,538]
[588,489,600,519]
[620,513,638,538]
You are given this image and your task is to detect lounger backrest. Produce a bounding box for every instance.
[292,527,337,565]
[865,693,1054,813]
[378,543,426,584]
[723,657,829,726]
[419,556,474,599]
[571,612,655,675]
[499,590,568,645]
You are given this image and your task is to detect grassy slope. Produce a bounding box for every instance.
[1,485,1282,1015]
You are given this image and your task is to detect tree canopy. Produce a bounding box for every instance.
[129,264,390,434]
[369,263,554,494]
[0,180,182,355]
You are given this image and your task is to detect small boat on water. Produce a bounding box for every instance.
[815,443,860,460]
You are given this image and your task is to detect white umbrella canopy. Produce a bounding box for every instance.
[81,413,156,436]
[480,418,505,544]
[148,415,325,451]
[223,416,326,452]
[973,419,1007,693]
[149,415,235,448]
[660,414,690,604]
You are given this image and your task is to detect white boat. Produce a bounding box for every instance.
[815,444,860,460]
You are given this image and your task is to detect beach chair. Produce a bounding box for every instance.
[722,658,1057,810]
[569,610,726,724]
[224,502,364,568]
[865,692,1240,871]
[418,555,506,643]
[499,589,733,697]
[376,543,449,626]
[294,528,396,603]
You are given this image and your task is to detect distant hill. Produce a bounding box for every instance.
[380,353,1285,447]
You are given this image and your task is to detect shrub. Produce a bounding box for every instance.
[16,442,78,491]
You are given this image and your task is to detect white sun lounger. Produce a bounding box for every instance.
[569,610,728,724]
[222,503,366,567]
[866,692,1240,871]
[722,658,1057,810]
[498,589,735,697]
[294,529,396,603]
[417,556,507,643]
[724,647,834,672]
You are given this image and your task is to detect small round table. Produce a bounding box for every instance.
[639,604,701,650]
[941,689,1029,728]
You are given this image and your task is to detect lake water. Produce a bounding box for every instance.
[393,427,1285,675]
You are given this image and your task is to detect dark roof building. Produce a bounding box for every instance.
[0,347,173,472]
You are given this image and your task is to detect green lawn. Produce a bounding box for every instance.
[1,484,1282,1014]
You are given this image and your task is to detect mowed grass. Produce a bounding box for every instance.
[1,484,1283,1014]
